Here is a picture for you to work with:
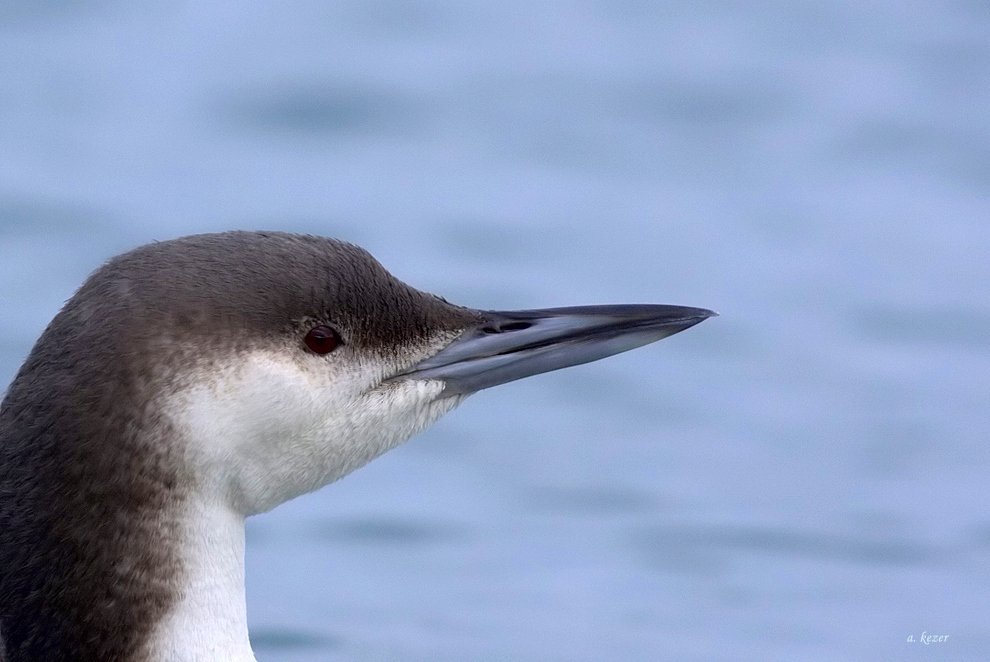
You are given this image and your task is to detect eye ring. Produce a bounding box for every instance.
[304,325,341,355]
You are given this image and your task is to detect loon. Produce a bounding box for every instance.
[0,231,714,662]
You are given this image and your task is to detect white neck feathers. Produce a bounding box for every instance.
[145,498,253,661]
[148,347,463,659]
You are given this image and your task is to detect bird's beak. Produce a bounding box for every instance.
[392,304,716,395]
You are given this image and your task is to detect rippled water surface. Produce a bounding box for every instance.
[2,1,989,660]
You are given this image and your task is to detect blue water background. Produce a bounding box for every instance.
[2,1,989,660]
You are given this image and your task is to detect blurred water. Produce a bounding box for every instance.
[2,1,989,660]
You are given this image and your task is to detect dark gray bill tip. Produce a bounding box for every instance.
[393,303,717,396]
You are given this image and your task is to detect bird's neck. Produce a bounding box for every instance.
[144,497,255,662]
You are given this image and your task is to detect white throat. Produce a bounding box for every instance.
[147,347,464,660]
[145,498,252,661]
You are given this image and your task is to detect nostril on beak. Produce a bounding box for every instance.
[482,321,533,334]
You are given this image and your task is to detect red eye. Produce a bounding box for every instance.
[304,325,341,355]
